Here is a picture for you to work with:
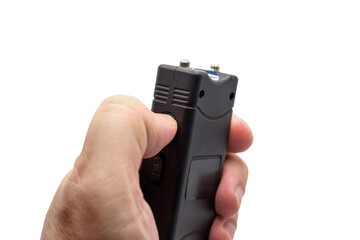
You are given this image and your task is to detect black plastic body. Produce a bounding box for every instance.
[140,65,238,240]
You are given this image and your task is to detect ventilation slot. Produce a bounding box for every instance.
[154,85,169,104]
[172,88,190,107]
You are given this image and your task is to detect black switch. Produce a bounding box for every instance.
[151,156,163,185]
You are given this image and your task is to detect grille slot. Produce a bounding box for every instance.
[154,84,169,103]
[172,88,190,107]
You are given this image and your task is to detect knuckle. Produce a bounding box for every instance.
[94,95,149,154]
[234,155,249,178]
[98,95,145,119]
[227,153,249,184]
[238,159,249,184]
[101,95,142,108]
[240,159,249,179]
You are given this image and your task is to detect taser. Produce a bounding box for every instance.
[140,60,238,240]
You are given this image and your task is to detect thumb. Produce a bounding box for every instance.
[80,95,177,171]
[144,112,178,158]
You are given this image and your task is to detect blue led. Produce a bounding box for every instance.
[205,69,219,81]
[205,69,217,75]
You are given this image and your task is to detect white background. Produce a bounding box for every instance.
[0,0,359,239]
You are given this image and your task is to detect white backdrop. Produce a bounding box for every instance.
[0,0,359,239]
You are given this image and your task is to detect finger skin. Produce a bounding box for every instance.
[209,154,248,239]
[209,214,238,240]
[227,115,253,153]
[215,154,248,218]
[99,95,177,158]
[79,95,177,172]
[210,115,252,239]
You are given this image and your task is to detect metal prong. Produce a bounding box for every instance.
[180,59,190,68]
[210,64,220,73]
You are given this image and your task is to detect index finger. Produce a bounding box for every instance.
[227,115,253,153]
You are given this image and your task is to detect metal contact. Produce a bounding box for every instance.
[210,64,220,73]
[180,59,190,68]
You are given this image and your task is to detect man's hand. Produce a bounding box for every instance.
[41,95,253,240]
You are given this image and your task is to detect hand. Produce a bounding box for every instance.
[41,95,253,240]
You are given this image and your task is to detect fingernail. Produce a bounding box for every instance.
[157,114,177,127]
[235,186,244,207]
[223,220,236,239]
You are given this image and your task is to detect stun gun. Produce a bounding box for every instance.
[140,60,238,240]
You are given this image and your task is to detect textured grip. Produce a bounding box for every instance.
[140,64,238,240]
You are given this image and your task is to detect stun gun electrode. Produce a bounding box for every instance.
[140,60,238,240]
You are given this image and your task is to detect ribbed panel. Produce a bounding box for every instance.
[172,88,190,107]
[154,84,169,103]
